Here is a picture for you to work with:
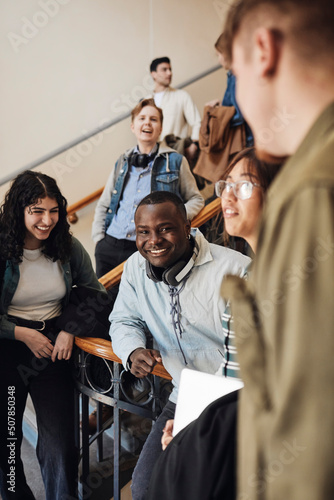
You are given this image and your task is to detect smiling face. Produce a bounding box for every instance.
[221,158,263,251]
[135,201,191,269]
[131,105,163,153]
[24,196,59,249]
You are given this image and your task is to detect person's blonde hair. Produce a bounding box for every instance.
[223,0,334,70]
[131,98,163,125]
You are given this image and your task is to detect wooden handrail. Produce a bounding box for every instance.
[191,197,221,227]
[99,197,222,290]
[75,336,172,380]
[99,262,125,290]
[67,189,221,228]
[67,187,104,223]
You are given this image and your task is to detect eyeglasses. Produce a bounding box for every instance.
[215,180,261,200]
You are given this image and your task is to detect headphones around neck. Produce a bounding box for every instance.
[129,149,158,168]
[146,237,199,287]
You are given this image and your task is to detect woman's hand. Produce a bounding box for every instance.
[51,330,74,362]
[162,419,175,450]
[15,326,54,359]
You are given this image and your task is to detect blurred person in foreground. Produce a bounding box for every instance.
[219,1,334,499]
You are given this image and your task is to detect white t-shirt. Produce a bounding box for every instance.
[8,248,66,321]
[153,91,165,108]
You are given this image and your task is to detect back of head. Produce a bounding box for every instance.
[223,0,334,72]
[136,191,187,222]
[150,57,171,73]
[131,98,163,125]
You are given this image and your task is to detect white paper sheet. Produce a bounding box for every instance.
[173,368,244,436]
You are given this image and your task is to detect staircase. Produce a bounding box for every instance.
[23,396,150,453]
[22,396,147,499]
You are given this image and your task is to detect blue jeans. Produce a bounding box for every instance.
[131,400,176,500]
[0,338,78,500]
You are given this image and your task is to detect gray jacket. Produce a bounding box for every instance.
[110,229,251,403]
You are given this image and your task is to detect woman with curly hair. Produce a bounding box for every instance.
[0,170,107,499]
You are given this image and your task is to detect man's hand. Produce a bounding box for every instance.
[51,330,74,362]
[162,419,174,450]
[129,348,162,378]
[15,326,54,359]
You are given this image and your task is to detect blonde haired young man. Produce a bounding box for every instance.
[221,1,334,499]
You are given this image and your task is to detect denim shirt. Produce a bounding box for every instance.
[222,71,254,146]
[104,150,183,233]
[222,71,244,127]
[107,147,156,240]
[92,143,204,244]
[0,237,106,340]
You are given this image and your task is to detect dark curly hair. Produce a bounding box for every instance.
[0,170,72,263]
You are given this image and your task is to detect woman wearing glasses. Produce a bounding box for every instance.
[216,147,278,254]
[214,147,280,381]
[146,147,281,500]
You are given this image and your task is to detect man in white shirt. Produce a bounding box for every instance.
[149,57,201,162]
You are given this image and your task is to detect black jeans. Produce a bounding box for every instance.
[0,337,78,500]
[95,235,138,304]
[131,400,176,500]
[95,235,137,278]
